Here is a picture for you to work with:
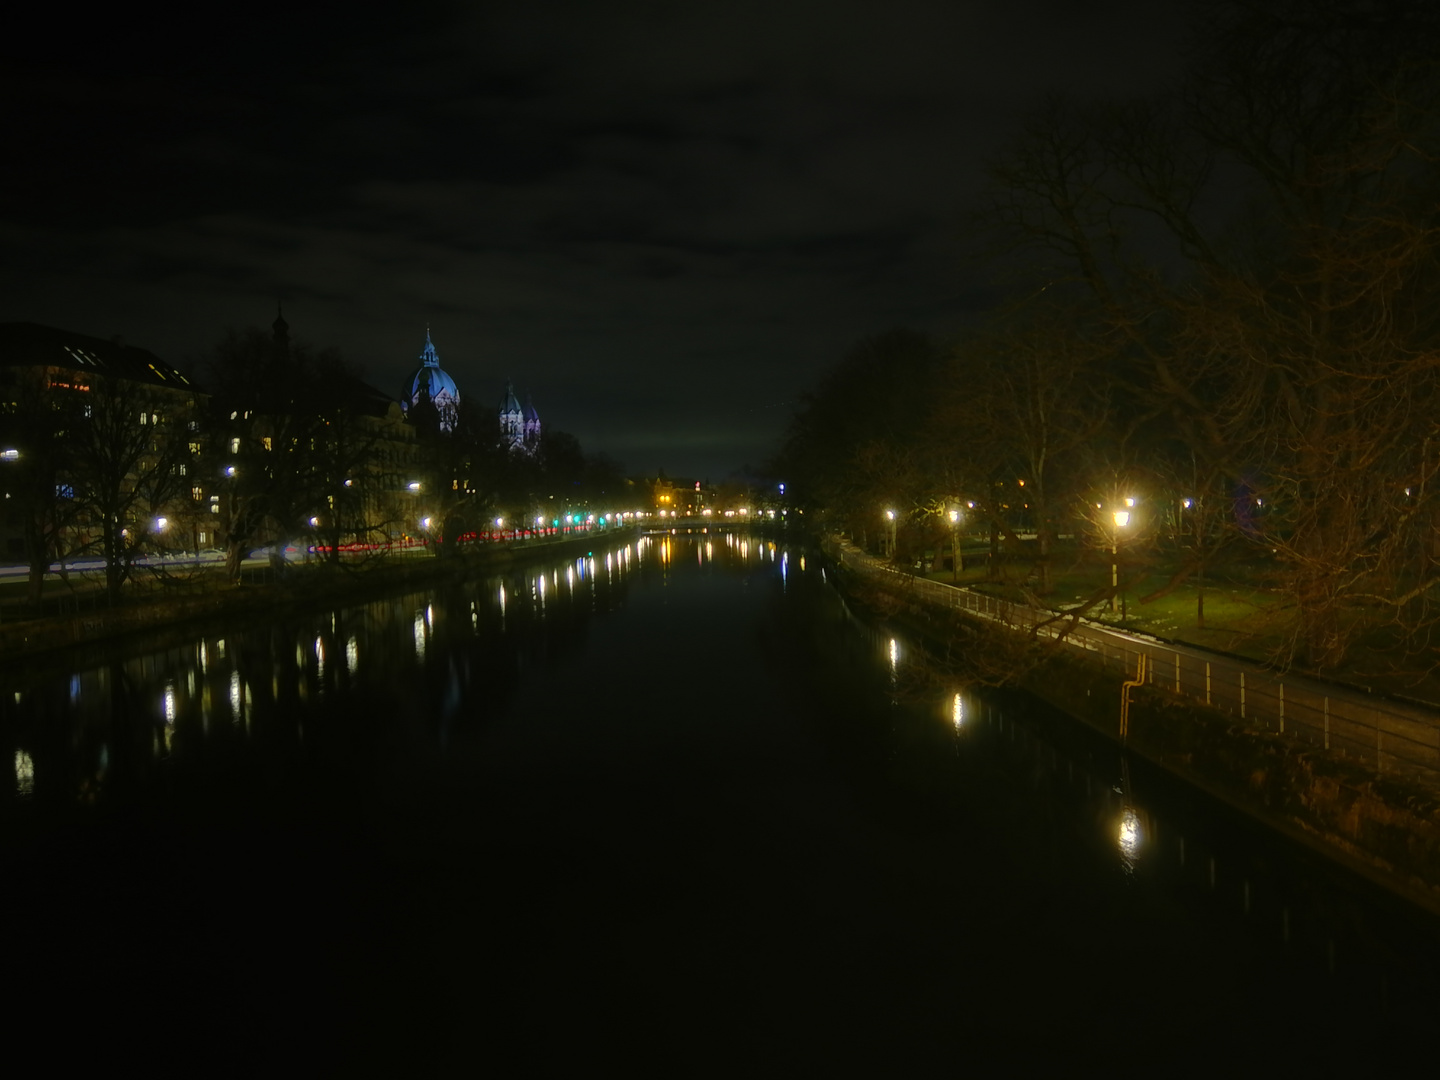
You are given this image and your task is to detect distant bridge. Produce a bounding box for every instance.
[639,515,772,534]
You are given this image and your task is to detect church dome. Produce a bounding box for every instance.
[402,330,460,429]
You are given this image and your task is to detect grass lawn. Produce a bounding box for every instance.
[907,539,1440,705]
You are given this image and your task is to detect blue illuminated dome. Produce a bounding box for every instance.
[402,329,460,431]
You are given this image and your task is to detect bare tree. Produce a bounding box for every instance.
[202,324,361,582]
[986,0,1440,671]
[927,312,1112,593]
[69,372,196,603]
[0,368,86,610]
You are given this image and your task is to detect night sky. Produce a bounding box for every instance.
[2,1,1185,480]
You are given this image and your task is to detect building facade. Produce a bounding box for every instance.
[0,322,205,569]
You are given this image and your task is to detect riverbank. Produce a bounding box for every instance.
[827,537,1440,917]
[0,529,628,663]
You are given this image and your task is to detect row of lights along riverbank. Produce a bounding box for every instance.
[882,496,1146,621]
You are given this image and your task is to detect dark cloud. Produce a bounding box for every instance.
[1,0,1188,478]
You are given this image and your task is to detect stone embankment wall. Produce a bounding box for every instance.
[827,539,1440,915]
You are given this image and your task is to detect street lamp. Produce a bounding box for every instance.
[1112,507,1131,619]
[884,509,896,557]
[949,508,961,581]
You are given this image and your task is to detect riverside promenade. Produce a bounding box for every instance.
[830,539,1440,784]
[829,535,1440,912]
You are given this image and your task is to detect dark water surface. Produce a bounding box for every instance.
[5,532,1439,1072]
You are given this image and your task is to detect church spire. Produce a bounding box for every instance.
[419,327,440,367]
[272,301,290,361]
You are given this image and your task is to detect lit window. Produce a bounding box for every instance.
[230,438,240,453]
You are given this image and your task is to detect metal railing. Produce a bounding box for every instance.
[832,543,1440,785]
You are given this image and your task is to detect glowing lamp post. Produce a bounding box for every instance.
[949,508,961,581]
[884,509,897,558]
[1111,506,1131,618]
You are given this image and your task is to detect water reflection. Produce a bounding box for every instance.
[14,749,33,796]
[1118,806,1142,875]
[5,530,1435,1029]
[920,671,1432,993]
[2,534,663,808]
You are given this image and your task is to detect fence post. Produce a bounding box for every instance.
[1206,662,1211,706]
[1175,653,1180,694]
[1279,683,1284,734]
[1324,697,1329,750]
[1240,671,1246,719]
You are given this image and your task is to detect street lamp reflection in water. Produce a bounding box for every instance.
[14,750,34,796]
[1119,806,1142,874]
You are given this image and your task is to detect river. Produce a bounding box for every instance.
[4,530,1438,1072]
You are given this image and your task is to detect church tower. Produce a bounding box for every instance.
[272,303,290,363]
[522,393,542,450]
[498,381,541,455]
[498,380,524,451]
[402,329,461,432]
